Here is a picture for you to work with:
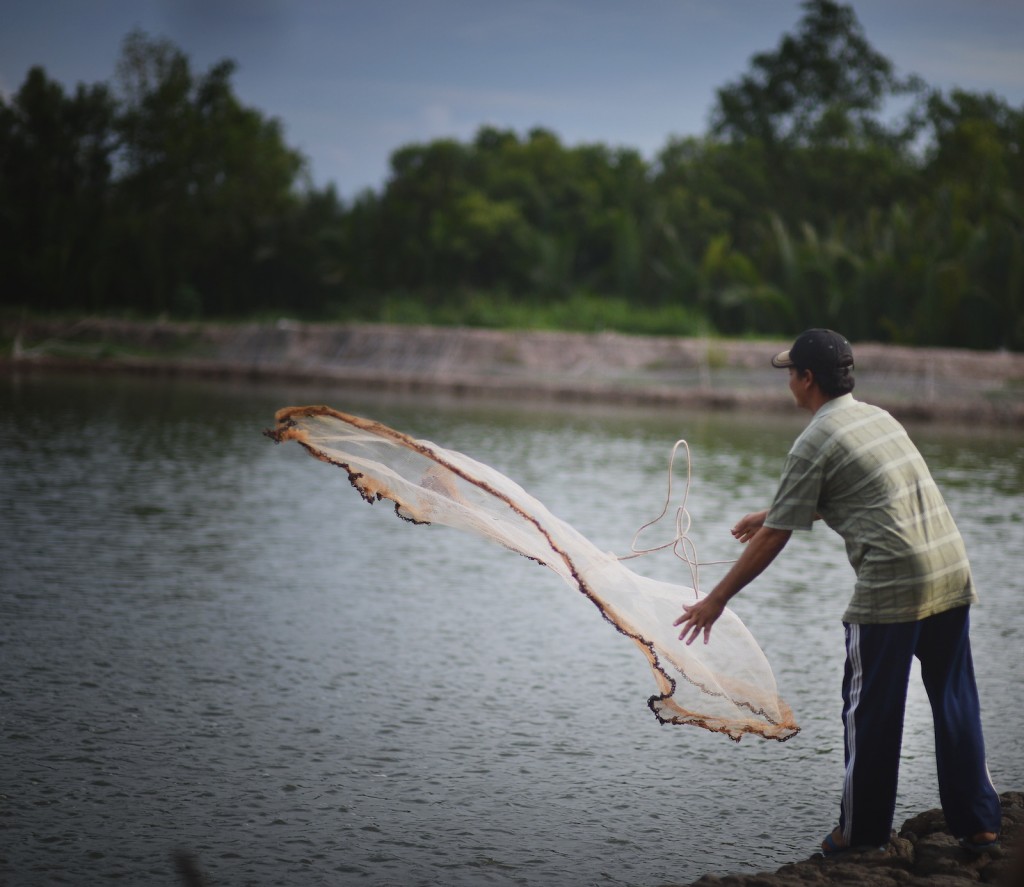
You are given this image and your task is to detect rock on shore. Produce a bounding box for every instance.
[685,791,1023,886]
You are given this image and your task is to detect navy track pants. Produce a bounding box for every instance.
[839,605,1001,847]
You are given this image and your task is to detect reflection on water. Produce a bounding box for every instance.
[1,373,1021,886]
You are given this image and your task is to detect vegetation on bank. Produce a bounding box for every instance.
[2,1,1022,350]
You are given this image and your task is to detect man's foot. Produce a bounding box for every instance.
[959,832,1000,854]
[821,827,848,856]
[822,826,887,857]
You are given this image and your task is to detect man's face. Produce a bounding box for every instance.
[788,367,813,410]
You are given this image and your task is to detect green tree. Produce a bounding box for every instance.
[4,16,1023,351]
[707,0,922,237]
[911,90,1024,348]
[711,0,922,150]
[0,67,117,310]
[110,29,306,316]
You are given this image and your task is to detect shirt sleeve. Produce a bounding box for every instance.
[764,453,822,531]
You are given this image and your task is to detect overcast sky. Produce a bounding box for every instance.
[3,1,1023,197]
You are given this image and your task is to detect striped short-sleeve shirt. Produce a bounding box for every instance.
[763,394,976,624]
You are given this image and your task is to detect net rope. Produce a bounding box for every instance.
[266,405,798,742]
[617,439,737,596]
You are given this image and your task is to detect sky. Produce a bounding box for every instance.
[3,1,1023,198]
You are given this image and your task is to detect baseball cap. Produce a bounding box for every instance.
[772,329,854,371]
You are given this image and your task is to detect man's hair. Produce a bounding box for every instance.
[796,363,855,397]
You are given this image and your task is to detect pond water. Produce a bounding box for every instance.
[1,372,1022,886]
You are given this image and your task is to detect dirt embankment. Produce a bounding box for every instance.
[4,318,1024,426]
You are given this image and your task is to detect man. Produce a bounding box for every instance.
[673,329,1001,855]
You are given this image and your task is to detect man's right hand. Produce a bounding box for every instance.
[674,591,727,646]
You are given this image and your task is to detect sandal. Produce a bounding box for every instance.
[821,830,849,857]
[959,835,1000,854]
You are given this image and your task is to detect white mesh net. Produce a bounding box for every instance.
[267,405,798,742]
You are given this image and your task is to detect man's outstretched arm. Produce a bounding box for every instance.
[673,525,792,645]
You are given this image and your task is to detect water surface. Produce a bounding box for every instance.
[2,373,1021,886]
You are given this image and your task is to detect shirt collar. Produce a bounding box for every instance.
[813,393,856,419]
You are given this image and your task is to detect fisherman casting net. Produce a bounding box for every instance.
[266,405,798,742]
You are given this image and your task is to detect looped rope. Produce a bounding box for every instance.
[617,440,735,596]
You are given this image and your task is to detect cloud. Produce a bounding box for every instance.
[907,38,1024,95]
[157,0,293,65]
[420,103,455,134]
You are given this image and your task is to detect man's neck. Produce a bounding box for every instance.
[807,391,839,414]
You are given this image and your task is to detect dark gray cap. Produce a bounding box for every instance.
[772,329,854,371]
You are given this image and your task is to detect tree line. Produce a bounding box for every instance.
[2,1,1022,350]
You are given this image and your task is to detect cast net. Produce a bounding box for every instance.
[266,405,798,742]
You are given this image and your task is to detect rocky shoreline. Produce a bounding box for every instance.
[683,792,1023,886]
[3,318,1024,426]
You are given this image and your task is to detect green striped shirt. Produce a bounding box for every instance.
[764,394,976,624]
